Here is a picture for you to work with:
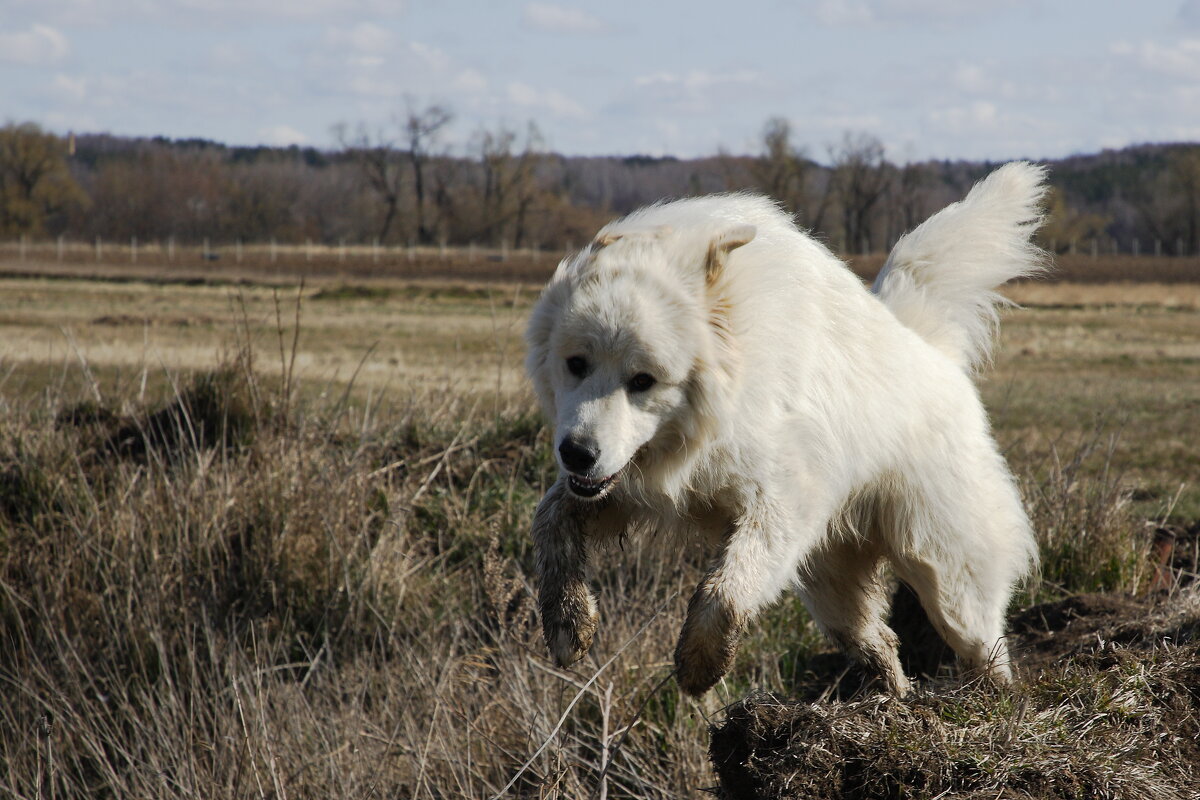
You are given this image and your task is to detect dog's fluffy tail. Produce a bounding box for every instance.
[872,161,1048,373]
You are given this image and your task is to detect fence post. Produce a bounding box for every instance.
[131,236,137,264]
[57,235,64,262]
[373,237,380,265]
[1178,238,1184,257]
[1133,238,1140,257]
[203,237,210,260]
[95,236,102,261]
[469,241,476,262]
[1069,239,1076,255]
[1155,239,1162,257]
[168,236,174,262]
[407,240,414,263]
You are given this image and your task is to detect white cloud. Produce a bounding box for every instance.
[409,41,450,72]
[814,0,1029,26]
[522,3,610,34]
[258,124,309,145]
[207,0,400,15]
[453,68,488,93]
[930,100,999,131]
[344,74,404,98]
[1111,38,1200,81]
[174,0,402,21]
[804,113,885,134]
[0,24,70,65]
[507,82,587,118]
[51,74,87,100]
[209,41,249,68]
[814,0,874,25]
[952,64,987,93]
[626,69,764,115]
[632,70,762,92]
[6,0,404,27]
[325,22,395,54]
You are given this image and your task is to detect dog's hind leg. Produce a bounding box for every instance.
[890,553,1015,683]
[885,461,1034,684]
[798,535,911,696]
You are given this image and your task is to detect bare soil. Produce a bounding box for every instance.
[710,525,1200,800]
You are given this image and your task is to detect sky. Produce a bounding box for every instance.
[2,0,1199,163]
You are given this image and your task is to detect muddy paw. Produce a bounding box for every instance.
[675,642,733,696]
[674,590,743,696]
[541,582,598,667]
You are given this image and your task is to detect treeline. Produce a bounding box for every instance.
[3,114,1199,255]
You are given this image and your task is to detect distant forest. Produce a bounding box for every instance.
[3,114,1199,256]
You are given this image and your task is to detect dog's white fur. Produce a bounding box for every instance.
[525,162,1047,696]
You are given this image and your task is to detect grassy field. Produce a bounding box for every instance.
[2,269,1196,518]
[1,261,1198,798]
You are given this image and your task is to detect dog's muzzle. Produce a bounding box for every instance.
[567,472,617,499]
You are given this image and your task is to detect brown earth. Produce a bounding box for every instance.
[710,524,1200,800]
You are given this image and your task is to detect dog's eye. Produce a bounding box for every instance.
[566,356,588,377]
[627,373,657,393]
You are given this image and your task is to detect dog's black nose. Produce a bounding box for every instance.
[559,436,599,473]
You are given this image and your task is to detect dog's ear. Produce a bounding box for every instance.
[593,232,623,249]
[704,224,756,283]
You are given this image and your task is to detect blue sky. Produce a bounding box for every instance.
[2,0,1199,162]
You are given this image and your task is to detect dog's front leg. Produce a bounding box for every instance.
[532,479,600,667]
[674,566,747,697]
[675,500,801,696]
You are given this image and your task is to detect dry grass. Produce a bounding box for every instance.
[0,269,1196,798]
[712,636,1200,800]
[0,358,724,798]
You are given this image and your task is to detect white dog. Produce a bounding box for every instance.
[525,163,1046,696]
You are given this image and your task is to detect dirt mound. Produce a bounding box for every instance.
[711,587,1200,800]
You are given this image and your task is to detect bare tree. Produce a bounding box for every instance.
[1170,147,1200,255]
[749,117,809,217]
[891,161,932,236]
[472,121,544,246]
[829,132,891,253]
[405,103,453,244]
[334,122,406,243]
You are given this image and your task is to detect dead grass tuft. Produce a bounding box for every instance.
[712,634,1200,800]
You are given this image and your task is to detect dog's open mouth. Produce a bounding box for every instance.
[567,472,617,499]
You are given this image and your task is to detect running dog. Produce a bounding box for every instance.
[525,163,1046,696]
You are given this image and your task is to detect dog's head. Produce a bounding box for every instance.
[525,223,755,501]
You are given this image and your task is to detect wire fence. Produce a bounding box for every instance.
[0,236,570,283]
[1,234,1198,284]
